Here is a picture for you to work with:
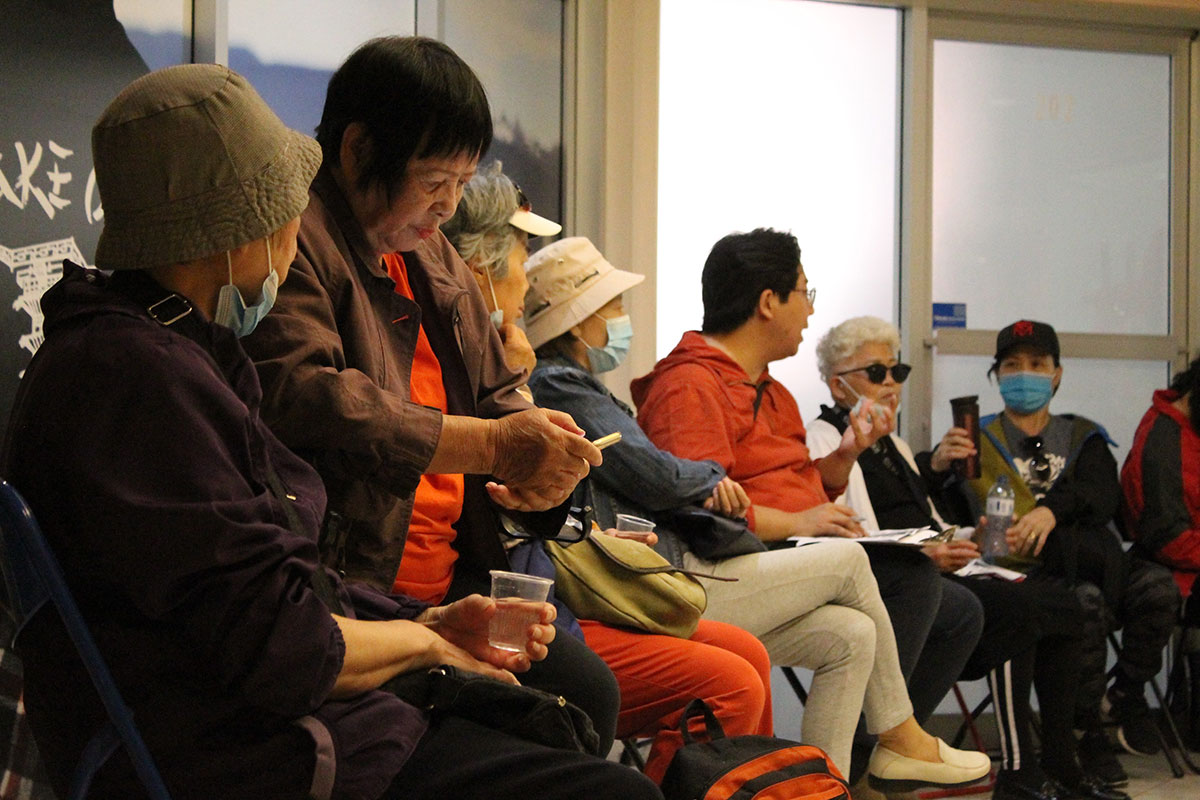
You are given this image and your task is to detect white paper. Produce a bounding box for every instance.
[788,527,943,547]
[954,559,1026,582]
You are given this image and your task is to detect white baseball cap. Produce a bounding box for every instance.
[508,181,562,237]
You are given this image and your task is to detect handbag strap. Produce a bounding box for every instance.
[678,698,727,744]
[584,533,738,582]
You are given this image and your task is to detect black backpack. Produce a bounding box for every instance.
[660,699,850,800]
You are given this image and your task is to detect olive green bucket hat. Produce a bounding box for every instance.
[92,64,321,269]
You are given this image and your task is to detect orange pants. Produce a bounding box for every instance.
[579,618,773,783]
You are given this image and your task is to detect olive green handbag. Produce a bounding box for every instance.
[544,531,734,638]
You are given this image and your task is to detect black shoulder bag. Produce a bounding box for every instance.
[659,505,767,561]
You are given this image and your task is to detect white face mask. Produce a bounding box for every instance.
[213,238,277,337]
[483,266,504,329]
[837,375,865,416]
[837,375,900,425]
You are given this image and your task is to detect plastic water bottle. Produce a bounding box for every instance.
[981,475,1014,563]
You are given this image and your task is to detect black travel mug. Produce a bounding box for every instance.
[949,395,980,479]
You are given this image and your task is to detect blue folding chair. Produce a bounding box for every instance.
[0,481,172,800]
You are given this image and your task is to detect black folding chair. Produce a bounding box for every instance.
[1107,631,1200,778]
[0,481,172,799]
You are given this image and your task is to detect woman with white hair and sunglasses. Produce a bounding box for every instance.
[807,315,1127,800]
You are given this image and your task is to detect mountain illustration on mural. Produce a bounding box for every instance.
[224,43,566,227]
[488,112,563,225]
[226,45,565,226]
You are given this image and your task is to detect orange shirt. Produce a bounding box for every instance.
[384,253,466,603]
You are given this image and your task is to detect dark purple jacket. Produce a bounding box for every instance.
[2,265,426,800]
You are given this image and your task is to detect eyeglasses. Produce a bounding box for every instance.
[792,286,817,305]
[1021,436,1052,482]
[498,508,587,544]
[836,362,912,384]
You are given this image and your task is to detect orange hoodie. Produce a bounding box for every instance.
[631,331,838,531]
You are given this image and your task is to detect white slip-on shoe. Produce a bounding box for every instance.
[867,737,991,794]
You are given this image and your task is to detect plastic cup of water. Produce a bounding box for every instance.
[488,570,553,653]
[614,513,656,544]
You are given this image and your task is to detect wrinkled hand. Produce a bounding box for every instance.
[840,399,893,458]
[499,323,537,375]
[930,426,977,473]
[702,477,751,519]
[923,539,980,572]
[420,594,557,676]
[793,503,865,538]
[1006,506,1056,557]
[486,408,602,512]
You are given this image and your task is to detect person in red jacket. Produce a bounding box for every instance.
[1121,353,1200,746]
[1122,353,1200,600]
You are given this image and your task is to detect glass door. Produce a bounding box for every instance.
[921,21,1190,463]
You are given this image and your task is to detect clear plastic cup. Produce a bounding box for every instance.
[615,513,655,533]
[487,570,552,653]
[613,513,657,544]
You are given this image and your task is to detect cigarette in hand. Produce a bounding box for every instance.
[591,432,622,450]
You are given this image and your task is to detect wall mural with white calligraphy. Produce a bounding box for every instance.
[0,0,186,426]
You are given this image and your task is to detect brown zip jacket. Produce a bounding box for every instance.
[244,165,530,592]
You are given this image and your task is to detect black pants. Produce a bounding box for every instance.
[850,546,985,781]
[867,546,984,721]
[960,573,1084,781]
[521,626,621,754]
[1074,556,1180,726]
[385,716,663,800]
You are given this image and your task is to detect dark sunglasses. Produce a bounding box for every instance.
[498,508,587,544]
[836,362,912,385]
[1021,436,1052,482]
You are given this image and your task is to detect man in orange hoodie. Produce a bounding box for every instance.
[633,227,984,787]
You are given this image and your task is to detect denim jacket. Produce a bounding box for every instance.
[529,356,725,564]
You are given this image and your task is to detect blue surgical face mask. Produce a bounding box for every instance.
[998,371,1054,414]
[213,239,278,337]
[582,314,633,373]
[483,265,504,329]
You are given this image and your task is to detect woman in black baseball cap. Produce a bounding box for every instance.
[962,320,1179,794]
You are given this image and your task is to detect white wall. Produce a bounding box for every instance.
[655,0,899,421]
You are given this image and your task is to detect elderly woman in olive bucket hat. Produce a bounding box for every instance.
[2,64,643,800]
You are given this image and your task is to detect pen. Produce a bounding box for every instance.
[591,432,622,450]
